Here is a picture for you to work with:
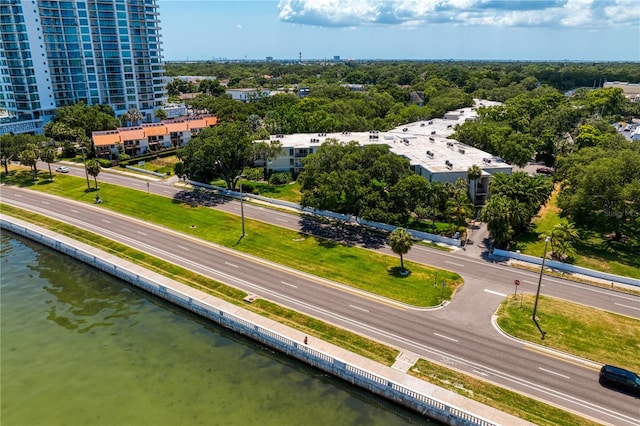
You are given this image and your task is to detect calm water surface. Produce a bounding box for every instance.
[1,232,438,426]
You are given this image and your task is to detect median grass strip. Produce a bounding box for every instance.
[496,294,640,372]
[409,359,599,426]
[1,169,462,306]
[0,203,399,365]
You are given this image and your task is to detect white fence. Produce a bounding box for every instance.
[186,180,462,247]
[491,248,640,287]
[1,216,497,426]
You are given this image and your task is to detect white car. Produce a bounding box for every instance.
[55,166,69,173]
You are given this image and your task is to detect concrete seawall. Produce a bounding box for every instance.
[1,215,532,426]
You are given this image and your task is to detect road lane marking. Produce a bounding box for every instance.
[177,245,189,251]
[70,209,79,213]
[41,201,49,204]
[349,304,370,313]
[615,303,640,311]
[472,369,489,377]
[281,281,297,288]
[445,261,464,267]
[433,333,458,342]
[137,231,147,236]
[102,219,111,223]
[523,345,601,371]
[484,289,507,297]
[523,280,537,284]
[539,367,570,379]
[224,261,239,268]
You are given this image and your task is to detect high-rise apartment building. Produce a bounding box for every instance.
[0,0,166,135]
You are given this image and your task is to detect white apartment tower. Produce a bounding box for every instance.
[0,0,166,134]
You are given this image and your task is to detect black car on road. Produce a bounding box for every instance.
[599,365,640,397]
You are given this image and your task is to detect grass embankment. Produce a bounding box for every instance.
[513,187,640,279]
[1,169,462,307]
[213,178,303,204]
[0,203,399,365]
[497,294,640,371]
[410,359,600,426]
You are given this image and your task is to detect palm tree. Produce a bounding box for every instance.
[20,144,39,180]
[551,222,579,260]
[85,159,101,189]
[467,164,482,203]
[480,195,514,246]
[389,227,414,274]
[40,146,56,180]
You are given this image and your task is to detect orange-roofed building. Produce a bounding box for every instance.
[91,114,217,162]
[92,131,121,160]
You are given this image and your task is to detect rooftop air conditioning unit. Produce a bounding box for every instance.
[429,137,435,142]
[458,148,465,154]
[426,150,434,157]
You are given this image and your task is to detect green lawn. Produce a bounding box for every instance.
[212,178,302,203]
[2,169,461,306]
[512,188,640,279]
[496,295,640,372]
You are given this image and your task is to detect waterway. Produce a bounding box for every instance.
[1,232,440,425]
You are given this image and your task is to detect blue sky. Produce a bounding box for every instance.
[158,0,640,61]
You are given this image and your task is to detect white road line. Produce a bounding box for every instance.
[445,261,464,267]
[349,304,370,313]
[41,201,49,204]
[523,280,537,284]
[70,209,79,213]
[434,333,458,342]
[281,281,298,288]
[473,369,489,377]
[539,367,570,379]
[177,245,189,251]
[484,289,507,297]
[102,219,111,223]
[615,303,640,311]
[224,261,239,268]
[137,231,147,236]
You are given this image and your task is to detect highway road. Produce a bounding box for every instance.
[2,167,639,425]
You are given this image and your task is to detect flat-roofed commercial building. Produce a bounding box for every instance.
[0,0,166,135]
[258,99,510,205]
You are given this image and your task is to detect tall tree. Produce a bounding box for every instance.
[389,227,414,274]
[40,146,57,180]
[85,159,102,189]
[253,139,282,181]
[177,122,254,189]
[19,144,39,179]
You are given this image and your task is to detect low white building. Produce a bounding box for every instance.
[258,99,509,205]
[226,88,271,102]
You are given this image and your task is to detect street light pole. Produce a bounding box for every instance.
[80,146,90,190]
[532,235,550,339]
[236,175,246,237]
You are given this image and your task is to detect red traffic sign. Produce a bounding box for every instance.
[514,280,521,286]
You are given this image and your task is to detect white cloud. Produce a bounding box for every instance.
[236,24,243,29]
[277,0,640,28]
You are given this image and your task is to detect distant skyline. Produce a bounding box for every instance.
[158,0,640,62]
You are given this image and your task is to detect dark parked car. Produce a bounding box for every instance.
[599,365,640,396]
[536,167,554,175]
